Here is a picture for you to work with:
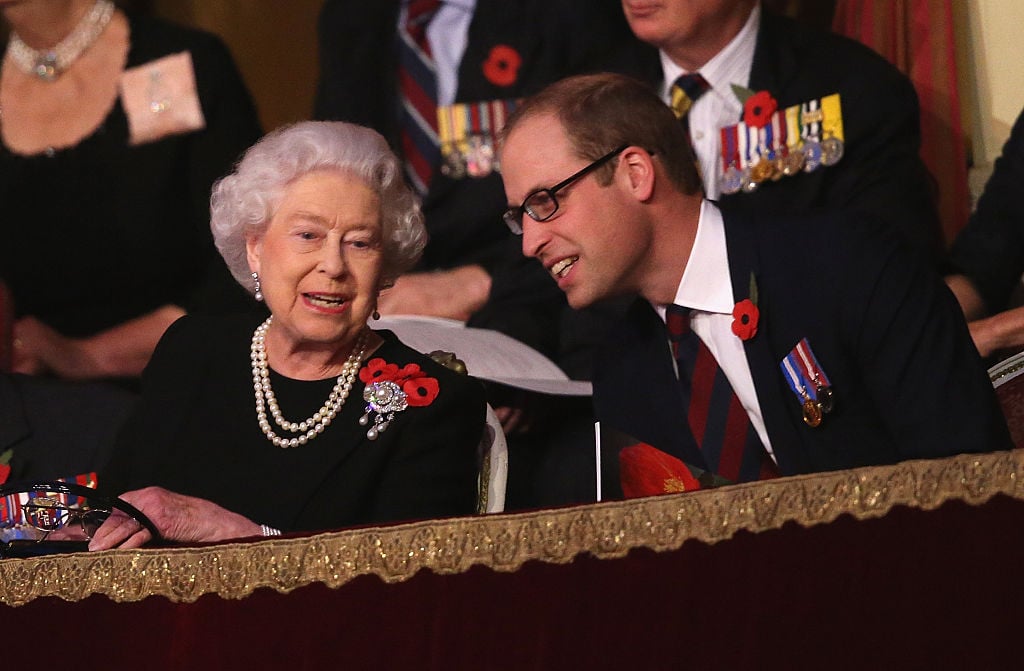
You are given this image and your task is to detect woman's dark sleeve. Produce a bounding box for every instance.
[365,368,487,524]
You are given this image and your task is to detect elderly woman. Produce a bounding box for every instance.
[89,122,486,549]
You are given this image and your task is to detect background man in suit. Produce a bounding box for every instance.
[621,0,944,263]
[499,73,1009,484]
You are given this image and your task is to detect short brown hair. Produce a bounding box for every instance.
[502,72,702,195]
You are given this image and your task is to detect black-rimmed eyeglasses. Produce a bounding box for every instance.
[503,144,628,234]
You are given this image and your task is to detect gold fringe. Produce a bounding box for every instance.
[1,448,1019,607]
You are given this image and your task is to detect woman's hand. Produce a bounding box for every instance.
[88,486,263,551]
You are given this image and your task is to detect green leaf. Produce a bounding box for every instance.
[731,83,756,104]
[748,272,759,306]
[0,448,13,466]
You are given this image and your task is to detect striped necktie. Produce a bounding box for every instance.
[398,0,442,195]
[666,304,779,482]
[670,72,711,120]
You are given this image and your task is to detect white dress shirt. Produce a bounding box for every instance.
[659,4,760,199]
[654,200,775,459]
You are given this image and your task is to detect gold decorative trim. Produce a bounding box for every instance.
[1,449,1020,607]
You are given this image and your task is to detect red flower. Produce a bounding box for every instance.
[395,363,424,382]
[731,299,759,341]
[619,443,701,498]
[482,44,521,87]
[0,463,9,486]
[360,358,440,408]
[403,376,440,407]
[743,90,777,128]
[360,358,400,384]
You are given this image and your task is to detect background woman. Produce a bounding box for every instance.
[90,121,486,549]
[0,0,261,380]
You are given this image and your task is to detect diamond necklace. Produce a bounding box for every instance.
[251,316,368,448]
[6,0,116,82]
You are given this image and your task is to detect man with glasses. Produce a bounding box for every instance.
[499,73,1010,483]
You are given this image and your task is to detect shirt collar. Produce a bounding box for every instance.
[672,200,735,315]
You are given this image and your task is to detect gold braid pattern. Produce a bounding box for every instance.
[0,448,1019,606]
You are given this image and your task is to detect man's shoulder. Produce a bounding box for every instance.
[755,11,912,101]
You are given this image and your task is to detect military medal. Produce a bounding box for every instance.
[819,93,845,167]
[802,138,823,172]
[781,339,834,428]
[441,150,467,179]
[781,146,806,175]
[718,90,844,194]
[722,165,744,194]
[719,125,744,194]
[466,134,494,177]
[793,338,834,414]
[815,385,834,413]
[740,124,761,191]
[798,100,822,173]
[749,157,774,183]
[821,135,844,166]
[741,170,759,193]
[802,396,823,427]
[437,99,516,180]
[767,112,785,180]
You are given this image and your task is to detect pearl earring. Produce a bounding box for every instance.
[372,309,381,320]
[252,271,263,302]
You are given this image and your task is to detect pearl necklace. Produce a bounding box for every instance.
[251,316,368,448]
[5,0,115,82]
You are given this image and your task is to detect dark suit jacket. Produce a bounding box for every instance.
[593,207,1011,477]
[631,10,943,263]
[947,108,1024,313]
[0,375,136,484]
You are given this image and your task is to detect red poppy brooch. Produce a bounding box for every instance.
[731,84,778,129]
[358,358,439,440]
[743,90,777,128]
[731,273,760,341]
[482,44,521,87]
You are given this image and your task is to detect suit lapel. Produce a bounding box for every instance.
[747,10,799,100]
[721,210,810,475]
[595,299,708,471]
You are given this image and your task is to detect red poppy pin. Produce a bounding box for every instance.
[358,358,440,439]
[482,44,521,87]
[743,90,778,129]
[0,448,12,485]
[731,273,760,341]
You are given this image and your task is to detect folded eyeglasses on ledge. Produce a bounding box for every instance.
[0,480,160,558]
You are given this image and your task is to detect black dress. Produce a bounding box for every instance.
[103,314,486,532]
[0,16,262,337]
